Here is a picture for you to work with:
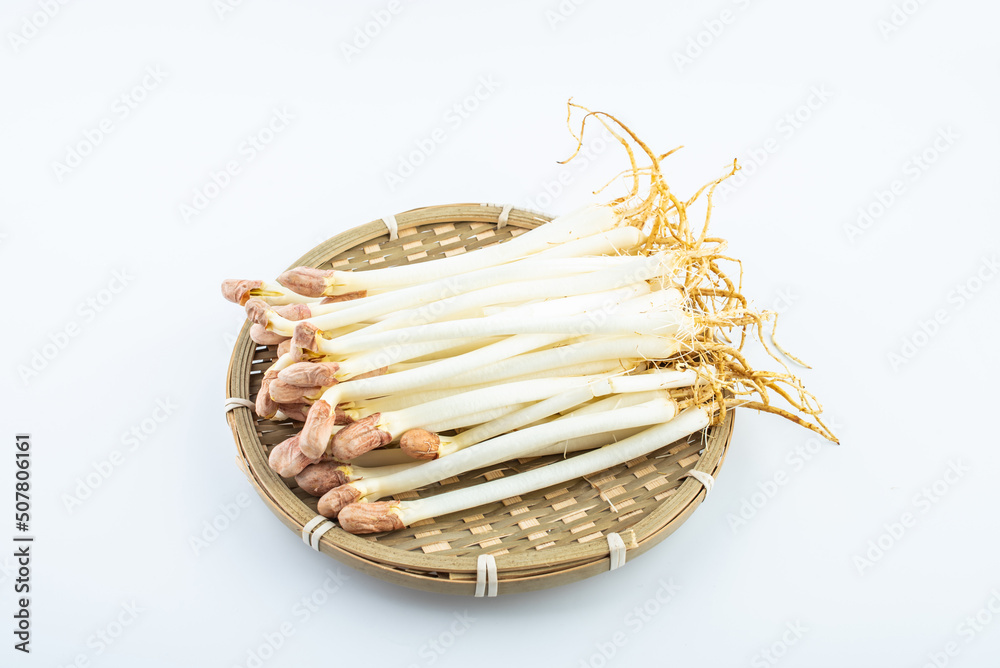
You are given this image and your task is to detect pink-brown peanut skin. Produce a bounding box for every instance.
[338,502,405,534]
[333,406,354,425]
[276,402,311,422]
[268,379,322,404]
[277,339,292,357]
[300,400,337,459]
[331,414,391,461]
[278,362,339,388]
[221,279,261,305]
[296,462,350,497]
[244,298,270,326]
[273,303,312,320]
[255,369,280,419]
[400,429,440,460]
[277,267,334,298]
[320,290,367,304]
[317,484,363,518]
[250,323,288,346]
[291,322,321,352]
[268,435,320,477]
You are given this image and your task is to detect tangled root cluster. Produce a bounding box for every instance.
[562,102,837,443]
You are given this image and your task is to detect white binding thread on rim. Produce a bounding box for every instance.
[302,516,326,545]
[685,469,715,495]
[475,554,498,597]
[310,521,336,550]
[382,214,398,241]
[607,532,627,571]
[496,204,514,230]
[224,397,255,412]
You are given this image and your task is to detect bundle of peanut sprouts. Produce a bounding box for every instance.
[222,104,836,535]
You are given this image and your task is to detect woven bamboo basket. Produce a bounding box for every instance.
[225,203,735,596]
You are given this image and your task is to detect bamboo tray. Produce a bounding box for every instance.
[225,203,735,596]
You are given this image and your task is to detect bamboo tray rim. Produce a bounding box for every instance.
[225,203,735,592]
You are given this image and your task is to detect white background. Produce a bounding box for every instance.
[2,1,999,666]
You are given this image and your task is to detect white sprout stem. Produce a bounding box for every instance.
[357,358,637,415]
[326,205,620,293]
[560,389,675,419]
[334,254,665,343]
[421,403,531,434]
[349,448,415,468]
[528,427,646,458]
[271,256,627,335]
[343,461,418,480]
[436,385,598,457]
[324,288,688,355]
[332,337,489,379]
[377,373,619,436]
[357,397,681,502]
[319,333,569,405]
[396,406,713,526]
[435,335,681,389]
[528,225,647,260]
